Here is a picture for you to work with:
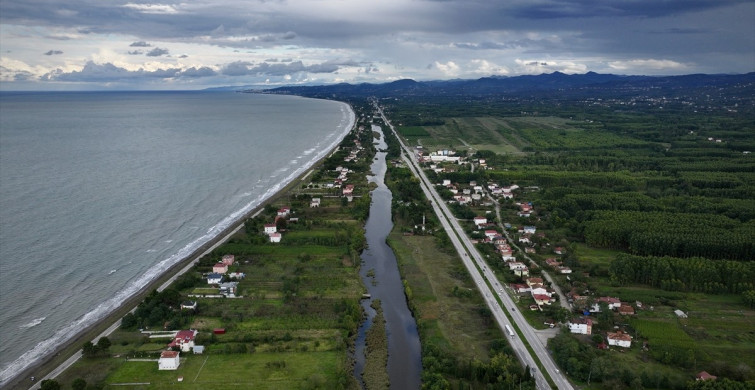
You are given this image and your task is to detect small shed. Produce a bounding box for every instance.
[193,345,205,354]
[213,328,226,334]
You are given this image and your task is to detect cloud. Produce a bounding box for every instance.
[122,3,181,15]
[178,54,188,58]
[435,61,460,77]
[127,50,143,55]
[43,50,63,55]
[178,66,216,78]
[41,61,180,82]
[146,47,169,57]
[608,59,688,71]
[220,60,359,76]
[129,41,151,47]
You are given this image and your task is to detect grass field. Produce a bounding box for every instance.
[388,232,498,361]
[103,352,343,389]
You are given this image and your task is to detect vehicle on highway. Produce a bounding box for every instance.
[505,324,515,339]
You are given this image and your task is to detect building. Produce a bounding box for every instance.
[219,282,239,297]
[342,184,354,196]
[168,330,198,352]
[221,254,235,265]
[674,309,688,318]
[618,305,635,316]
[277,207,291,217]
[206,273,222,284]
[212,263,228,274]
[310,198,321,208]
[180,301,197,310]
[158,350,180,370]
[269,232,282,243]
[473,216,487,227]
[607,331,632,348]
[264,224,277,234]
[696,371,717,381]
[568,318,593,335]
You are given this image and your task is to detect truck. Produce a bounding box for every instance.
[505,324,515,338]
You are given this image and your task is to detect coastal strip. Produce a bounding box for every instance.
[3,101,355,390]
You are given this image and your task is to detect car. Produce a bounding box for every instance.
[511,307,516,311]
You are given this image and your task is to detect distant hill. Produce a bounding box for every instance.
[253,72,755,99]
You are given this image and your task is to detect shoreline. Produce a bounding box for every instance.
[3,100,356,390]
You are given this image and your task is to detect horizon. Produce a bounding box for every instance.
[1,0,753,91]
[1,70,753,93]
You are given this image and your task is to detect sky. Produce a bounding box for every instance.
[1,0,753,90]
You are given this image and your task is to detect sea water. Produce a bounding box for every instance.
[0,91,354,383]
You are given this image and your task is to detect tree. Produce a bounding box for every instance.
[39,379,60,390]
[82,341,97,357]
[97,336,111,351]
[71,378,87,390]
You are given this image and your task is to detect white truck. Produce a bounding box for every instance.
[505,324,515,338]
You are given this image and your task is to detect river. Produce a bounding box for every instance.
[353,124,422,389]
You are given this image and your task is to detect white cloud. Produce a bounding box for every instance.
[122,3,182,15]
[608,59,688,71]
[435,61,460,77]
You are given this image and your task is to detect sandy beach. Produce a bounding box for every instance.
[3,102,355,390]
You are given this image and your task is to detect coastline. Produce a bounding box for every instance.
[3,99,355,390]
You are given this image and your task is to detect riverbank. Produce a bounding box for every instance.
[3,104,356,390]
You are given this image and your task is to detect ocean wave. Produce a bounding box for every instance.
[0,100,356,386]
[19,317,46,329]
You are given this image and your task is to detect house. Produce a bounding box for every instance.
[696,371,717,381]
[514,267,530,277]
[269,232,282,243]
[168,330,198,352]
[212,263,228,274]
[484,230,499,239]
[674,309,688,318]
[530,285,551,297]
[193,346,204,354]
[595,296,622,311]
[277,207,291,217]
[206,273,222,284]
[554,247,566,255]
[518,235,531,244]
[158,350,180,370]
[342,184,354,196]
[221,254,235,265]
[264,224,277,234]
[525,277,544,287]
[558,266,572,274]
[473,216,488,227]
[228,272,245,279]
[618,305,635,315]
[545,258,561,267]
[523,226,536,234]
[219,282,239,297]
[607,331,632,348]
[525,247,536,254]
[310,198,321,208]
[568,318,593,335]
[534,294,552,306]
[180,301,197,310]
[508,262,527,271]
[511,284,531,294]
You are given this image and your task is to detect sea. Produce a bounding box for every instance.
[0,91,355,384]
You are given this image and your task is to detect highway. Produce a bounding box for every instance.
[376,102,573,390]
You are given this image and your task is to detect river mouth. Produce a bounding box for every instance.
[353,124,422,389]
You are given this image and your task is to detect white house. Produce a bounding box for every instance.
[168,330,198,352]
[158,350,180,370]
[269,232,282,243]
[568,318,593,335]
[508,262,527,271]
[523,226,537,234]
[607,331,632,348]
[219,282,239,297]
[473,216,488,227]
[484,230,499,239]
[264,224,277,234]
[277,207,291,217]
[206,273,222,284]
[310,198,321,208]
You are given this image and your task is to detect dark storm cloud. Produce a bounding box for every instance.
[145,47,169,57]
[507,0,748,19]
[43,50,63,55]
